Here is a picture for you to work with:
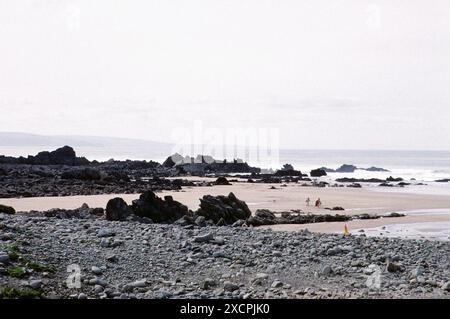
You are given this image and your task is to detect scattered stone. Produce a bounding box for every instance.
[442,281,450,291]
[0,253,10,264]
[223,281,239,292]
[91,266,103,275]
[106,254,118,263]
[271,280,283,288]
[200,278,216,290]
[29,279,43,289]
[194,232,214,243]
[97,228,116,238]
[321,265,333,276]
[386,259,403,273]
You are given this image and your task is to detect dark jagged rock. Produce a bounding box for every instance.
[61,168,102,181]
[162,156,176,168]
[3,146,91,166]
[246,209,277,226]
[0,204,15,215]
[325,206,345,211]
[196,192,252,225]
[335,164,358,173]
[379,182,394,187]
[102,171,130,182]
[131,191,189,223]
[386,176,404,182]
[384,212,405,218]
[26,203,102,219]
[336,178,385,183]
[435,178,450,183]
[106,198,133,221]
[245,210,351,226]
[365,166,390,172]
[347,183,362,188]
[215,177,231,185]
[274,164,302,177]
[310,168,327,177]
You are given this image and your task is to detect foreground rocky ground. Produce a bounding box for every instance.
[1,212,449,299]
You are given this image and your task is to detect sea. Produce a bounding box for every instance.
[2,146,450,183]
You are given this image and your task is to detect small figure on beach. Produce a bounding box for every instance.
[305,197,311,206]
[315,198,322,208]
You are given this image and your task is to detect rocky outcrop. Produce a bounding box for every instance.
[196,192,252,225]
[163,153,261,174]
[105,198,133,221]
[215,177,231,185]
[0,146,89,166]
[246,210,351,226]
[335,164,357,173]
[365,166,389,172]
[0,204,15,215]
[131,191,190,223]
[386,176,404,182]
[310,168,327,177]
[336,178,385,183]
[61,168,102,181]
[274,164,302,177]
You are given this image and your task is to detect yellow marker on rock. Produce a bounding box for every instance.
[344,224,350,236]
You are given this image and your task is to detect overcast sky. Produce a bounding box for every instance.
[1,0,449,150]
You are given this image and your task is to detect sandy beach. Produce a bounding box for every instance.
[2,179,450,239]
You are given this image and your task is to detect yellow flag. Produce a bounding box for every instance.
[344,224,350,236]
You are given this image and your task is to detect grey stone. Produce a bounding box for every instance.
[223,281,239,291]
[194,232,214,243]
[271,280,283,288]
[91,266,103,275]
[0,253,10,264]
[29,279,43,289]
[97,228,115,238]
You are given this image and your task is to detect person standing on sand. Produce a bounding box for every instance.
[306,197,311,206]
[315,198,322,208]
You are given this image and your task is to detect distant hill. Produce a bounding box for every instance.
[0,132,171,148]
[0,132,175,161]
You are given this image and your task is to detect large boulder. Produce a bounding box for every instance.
[310,168,327,177]
[131,191,189,223]
[105,198,133,221]
[0,204,15,215]
[195,192,251,225]
[61,168,102,181]
[215,177,231,185]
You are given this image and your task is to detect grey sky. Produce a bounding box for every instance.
[1,0,449,150]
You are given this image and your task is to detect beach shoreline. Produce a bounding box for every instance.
[2,178,450,240]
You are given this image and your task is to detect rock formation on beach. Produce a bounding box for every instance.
[162,154,260,174]
[310,168,327,177]
[131,191,191,223]
[321,165,390,173]
[0,146,89,166]
[274,164,302,177]
[196,192,252,225]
